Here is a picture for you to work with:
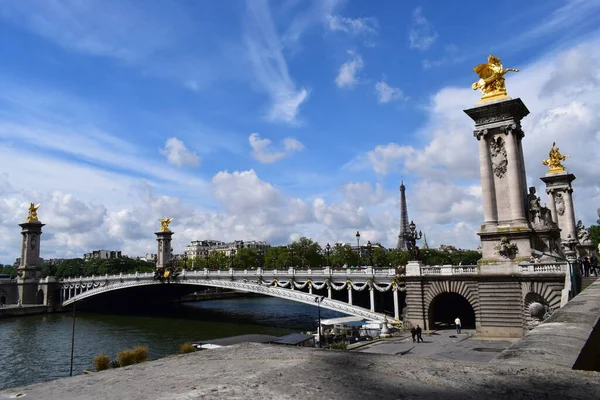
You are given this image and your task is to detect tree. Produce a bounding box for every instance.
[590,218,600,251]
[330,244,358,267]
[0,264,17,278]
[233,248,258,269]
[289,237,324,268]
[372,247,390,267]
[208,251,230,269]
[388,249,408,267]
[264,247,289,269]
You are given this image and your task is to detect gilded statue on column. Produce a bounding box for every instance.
[159,217,173,232]
[472,54,519,103]
[542,142,568,173]
[25,203,41,223]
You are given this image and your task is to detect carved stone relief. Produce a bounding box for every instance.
[489,136,508,178]
[555,193,565,216]
[475,113,512,125]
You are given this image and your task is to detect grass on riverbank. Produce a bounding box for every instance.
[93,346,149,371]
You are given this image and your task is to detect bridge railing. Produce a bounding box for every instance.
[419,264,479,276]
[59,266,398,283]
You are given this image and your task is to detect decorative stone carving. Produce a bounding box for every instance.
[489,136,508,178]
[528,187,555,227]
[475,113,512,125]
[576,220,591,244]
[555,193,565,216]
[495,237,519,259]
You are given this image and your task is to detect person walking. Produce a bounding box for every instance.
[582,257,591,277]
[455,317,462,334]
[590,255,598,277]
[410,326,417,343]
[416,325,423,343]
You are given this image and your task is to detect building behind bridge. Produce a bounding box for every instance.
[185,240,270,258]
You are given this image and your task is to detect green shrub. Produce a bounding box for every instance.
[93,354,111,372]
[132,346,149,363]
[179,343,196,354]
[330,342,348,351]
[117,349,137,367]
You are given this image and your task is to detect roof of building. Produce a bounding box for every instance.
[271,333,314,345]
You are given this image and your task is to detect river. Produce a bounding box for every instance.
[0,297,346,390]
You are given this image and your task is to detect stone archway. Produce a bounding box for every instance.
[423,280,480,331]
[429,292,476,329]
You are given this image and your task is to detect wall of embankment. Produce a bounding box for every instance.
[493,279,600,371]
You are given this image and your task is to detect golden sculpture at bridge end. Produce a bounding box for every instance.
[472,54,519,104]
[25,203,41,223]
[542,142,568,173]
[159,217,174,232]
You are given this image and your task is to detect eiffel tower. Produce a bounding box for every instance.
[397,181,410,250]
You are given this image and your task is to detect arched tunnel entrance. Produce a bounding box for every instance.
[429,292,476,330]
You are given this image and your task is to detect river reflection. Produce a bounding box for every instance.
[0,296,346,390]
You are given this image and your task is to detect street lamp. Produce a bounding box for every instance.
[367,241,373,267]
[325,243,331,266]
[356,231,361,266]
[230,249,236,268]
[205,250,209,269]
[405,221,423,261]
[288,245,295,268]
[314,296,325,348]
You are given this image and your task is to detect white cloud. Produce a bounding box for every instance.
[409,7,438,51]
[244,0,310,123]
[160,138,200,167]
[375,81,404,103]
[335,51,364,88]
[248,133,304,164]
[325,14,378,35]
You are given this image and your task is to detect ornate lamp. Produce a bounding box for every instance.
[325,243,331,266]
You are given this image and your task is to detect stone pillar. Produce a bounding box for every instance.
[347,286,353,305]
[327,285,332,299]
[308,284,313,295]
[464,98,533,264]
[393,288,400,321]
[369,286,375,312]
[476,130,498,225]
[155,230,174,269]
[503,126,528,224]
[541,172,577,241]
[17,221,45,305]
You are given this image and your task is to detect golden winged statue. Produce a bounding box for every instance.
[472,54,519,103]
[542,142,568,173]
[159,217,173,232]
[26,202,41,223]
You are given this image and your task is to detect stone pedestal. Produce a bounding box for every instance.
[17,221,44,305]
[540,172,577,241]
[465,98,533,265]
[155,230,173,269]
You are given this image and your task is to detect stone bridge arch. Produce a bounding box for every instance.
[522,281,563,328]
[424,280,480,331]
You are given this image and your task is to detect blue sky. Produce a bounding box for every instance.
[1,0,600,262]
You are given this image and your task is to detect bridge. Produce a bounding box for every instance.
[60,267,405,322]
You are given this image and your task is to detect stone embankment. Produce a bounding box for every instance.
[1,342,599,400]
[0,305,53,319]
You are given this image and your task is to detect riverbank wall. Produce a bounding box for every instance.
[0,305,54,319]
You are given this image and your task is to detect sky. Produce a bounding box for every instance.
[1,0,600,263]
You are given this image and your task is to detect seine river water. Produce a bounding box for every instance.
[0,297,345,390]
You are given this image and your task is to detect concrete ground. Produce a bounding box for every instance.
[357,330,516,363]
[1,342,599,400]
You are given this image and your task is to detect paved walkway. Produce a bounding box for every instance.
[356,330,516,363]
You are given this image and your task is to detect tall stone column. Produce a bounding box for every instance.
[17,205,45,305]
[541,173,577,241]
[464,98,532,263]
[393,288,400,321]
[155,230,174,269]
[503,125,528,224]
[476,130,498,226]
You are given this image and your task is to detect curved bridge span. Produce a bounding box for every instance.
[60,267,405,322]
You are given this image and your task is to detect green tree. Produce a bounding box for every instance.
[330,244,358,267]
[289,237,324,268]
[208,251,230,269]
[233,248,258,269]
[0,264,17,278]
[387,249,408,267]
[55,258,85,278]
[372,247,390,267]
[264,247,289,269]
[590,218,600,251]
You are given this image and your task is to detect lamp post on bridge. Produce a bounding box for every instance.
[325,243,331,266]
[230,249,236,269]
[367,241,373,267]
[314,296,325,348]
[405,221,423,261]
[204,250,209,269]
[288,245,295,268]
[356,231,361,267]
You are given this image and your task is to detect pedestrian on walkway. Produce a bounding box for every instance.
[583,257,591,277]
[410,326,417,343]
[416,325,423,343]
[455,317,462,334]
[590,255,598,277]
